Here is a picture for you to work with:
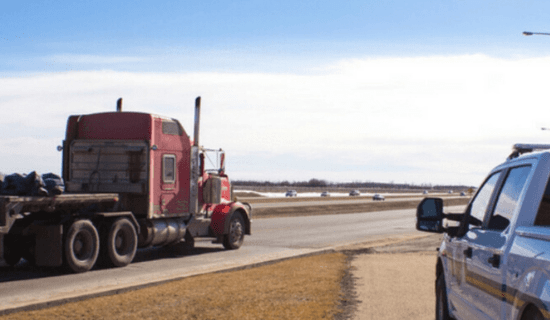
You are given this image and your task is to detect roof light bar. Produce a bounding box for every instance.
[508,143,550,160]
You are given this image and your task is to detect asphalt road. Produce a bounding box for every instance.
[0,205,457,314]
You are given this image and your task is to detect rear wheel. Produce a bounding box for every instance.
[223,213,244,250]
[436,273,451,320]
[104,218,137,268]
[64,220,99,273]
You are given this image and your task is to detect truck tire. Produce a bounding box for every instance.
[436,273,452,320]
[64,220,99,273]
[223,212,244,250]
[104,218,137,268]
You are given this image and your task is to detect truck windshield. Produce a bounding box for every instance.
[203,148,225,173]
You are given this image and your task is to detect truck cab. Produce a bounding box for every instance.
[417,144,550,320]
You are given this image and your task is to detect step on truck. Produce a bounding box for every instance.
[417,143,550,320]
[1,97,251,273]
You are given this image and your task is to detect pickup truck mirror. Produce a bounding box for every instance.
[416,198,444,233]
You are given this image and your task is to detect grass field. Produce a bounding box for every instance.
[1,252,349,320]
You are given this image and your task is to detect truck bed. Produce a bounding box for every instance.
[0,193,119,234]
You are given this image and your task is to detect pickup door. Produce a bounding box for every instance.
[450,165,531,320]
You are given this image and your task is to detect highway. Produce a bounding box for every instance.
[0,204,465,314]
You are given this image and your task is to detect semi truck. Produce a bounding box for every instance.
[0,97,251,273]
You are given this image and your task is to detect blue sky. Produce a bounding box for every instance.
[2,1,550,186]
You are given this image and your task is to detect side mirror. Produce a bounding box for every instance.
[416,198,444,233]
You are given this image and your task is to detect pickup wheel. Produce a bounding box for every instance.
[223,212,244,250]
[64,220,99,273]
[104,218,137,268]
[521,306,544,320]
[436,273,452,320]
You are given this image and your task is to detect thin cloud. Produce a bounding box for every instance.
[0,54,548,185]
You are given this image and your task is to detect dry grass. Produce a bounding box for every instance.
[2,253,348,320]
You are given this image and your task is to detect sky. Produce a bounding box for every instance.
[2,1,550,187]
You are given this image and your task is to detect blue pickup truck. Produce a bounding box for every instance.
[417,144,550,320]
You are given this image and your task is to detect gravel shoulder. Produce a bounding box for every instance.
[340,234,443,320]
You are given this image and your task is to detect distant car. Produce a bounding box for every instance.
[373,194,385,201]
[349,190,361,196]
[460,191,466,196]
[285,190,297,197]
[320,191,330,197]
[423,190,429,195]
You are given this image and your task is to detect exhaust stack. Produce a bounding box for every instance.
[117,98,123,112]
[189,96,201,215]
[193,96,201,146]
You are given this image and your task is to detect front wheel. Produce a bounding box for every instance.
[436,273,452,320]
[64,220,99,273]
[521,306,544,320]
[223,213,245,250]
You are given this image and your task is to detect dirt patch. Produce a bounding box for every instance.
[339,234,443,320]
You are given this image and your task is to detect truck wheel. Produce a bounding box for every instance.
[104,218,137,268]
[64,220,99,273]
[436,273,451,320]
[223,212,244,250]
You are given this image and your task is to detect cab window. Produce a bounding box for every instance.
[163,154,176,183]
[469,172,501,227]
[488,166,531,231]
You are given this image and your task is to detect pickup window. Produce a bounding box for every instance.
[488,166,531,231]
[535,176,550,226]
[469,172,501,227]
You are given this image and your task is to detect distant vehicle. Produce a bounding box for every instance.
[373,194,385,201]
[285,190,297,197]
[448,190,453,194]
[423,190,429,195]
[349,190,360,196]
[320,191,330,197]
[460,191,466,196]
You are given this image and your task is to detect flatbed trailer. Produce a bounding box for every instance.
[0,193,121,234]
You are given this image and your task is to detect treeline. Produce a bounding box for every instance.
[232,179,471,191]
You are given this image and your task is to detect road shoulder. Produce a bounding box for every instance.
[337,234,443,320]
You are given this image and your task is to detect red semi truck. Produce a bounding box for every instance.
[0,97,251,273]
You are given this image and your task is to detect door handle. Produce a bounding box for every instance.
[488,254,500,268]
[464,247,472,258]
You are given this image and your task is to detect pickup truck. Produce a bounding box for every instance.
[416,143,550,320]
